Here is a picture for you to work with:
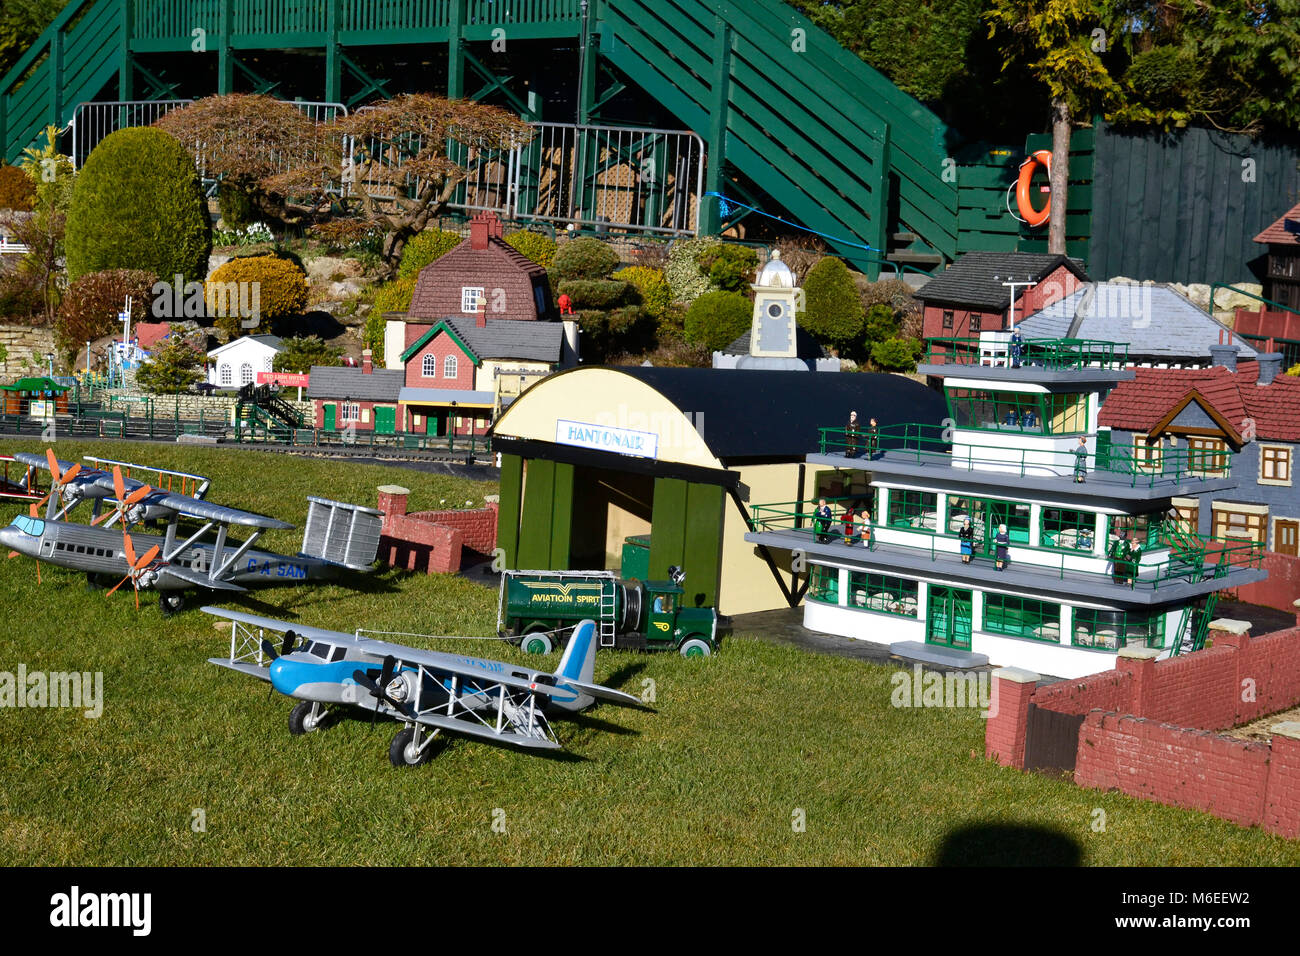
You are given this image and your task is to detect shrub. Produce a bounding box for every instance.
[370,276,416,315]
[613,265,671,321]
[505,229,557,269]
[801,256,866,358]
[65,127,211,284]
[0,164,35,211]
[135,338,203,394]
[859,277,916,313]
[206,254,308,338]
[697,243,758,292]
[576,305,655,358]
[397,229,461,279]
[772,236,828,284]
[55,269,156,363]
[552,237,620,282]
[217,182,255,228]
[275,335,342,373]
[666,237,717,304]
[559,278,630,310]
[870,336,923,372]
[683,290,753,352]
[363,309,388,366]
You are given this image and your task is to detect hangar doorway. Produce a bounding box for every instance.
[569,466,655,570]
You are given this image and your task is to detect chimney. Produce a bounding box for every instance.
[1209,343,1239,372]
[470,212,501,251]
[476,292,487,328]
[1257,350,1284,386]
[362,348,373,374]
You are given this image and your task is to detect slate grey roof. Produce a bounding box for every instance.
[1015,283,1258,361]
[442,317,564,363]
[723,325,829,358]
[399,387,496,405]
[915,251,1088,310]
[306,366,404,402]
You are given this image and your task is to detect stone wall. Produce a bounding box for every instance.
[0,325,57,379]
[93,388,313,422]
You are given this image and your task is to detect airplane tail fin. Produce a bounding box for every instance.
[299,497,384,570]
[554,619,597,686]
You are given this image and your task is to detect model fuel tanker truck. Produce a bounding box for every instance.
[497,565,719,657]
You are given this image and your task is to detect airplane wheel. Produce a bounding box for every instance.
[679,638,712,659]
[158,592,185,616]
[389,727,438,767]
[520,631,553,655]
[289,701,326,735]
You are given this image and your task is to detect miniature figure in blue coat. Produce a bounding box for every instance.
[1073,436,1088,483]
[995,523,1010,570]
[1021,408,1038,429]
[814,497,833,543]
[1009,329,1025,368]
[958,516,974,564]
[1003,408,1020,427]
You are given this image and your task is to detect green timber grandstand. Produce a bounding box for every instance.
[0,0,1050,274]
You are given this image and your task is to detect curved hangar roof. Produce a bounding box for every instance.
[491,366,949,475]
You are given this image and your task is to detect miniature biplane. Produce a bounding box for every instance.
[206,610,646,766]
[0,450,382,613]
[0,454,43,503]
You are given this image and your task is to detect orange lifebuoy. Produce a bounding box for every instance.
[1016,149,1052,228]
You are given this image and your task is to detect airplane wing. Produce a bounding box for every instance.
[94,477,294,529]
[406,711,563,750]
[207,658,271,681]
[201,606,362,644]
[159,567,247,592]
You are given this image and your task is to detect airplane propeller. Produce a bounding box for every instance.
[92,465,153,530]
[259,631,300,661]
[352,656,405,713]
[32,449,82,519]
[105,532,161,610]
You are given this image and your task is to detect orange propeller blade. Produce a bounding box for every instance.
[122,533,137,569]
[60,462,81,484]
[124,483,152,507]
[106,573,132,597]
[29,503,38,518]
[112,465,126,502]
[134,545,161,570]
[45,448,61,484]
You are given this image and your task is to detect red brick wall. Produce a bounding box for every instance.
[1265,736,1300,838]
[404,331,475,390]
[1230,551,1300,611]
[922,305,1004,340]
[377,503,498,573]
[1074,712,1272,827]
[1018,265,1084,320]
[408,505,497,554]
[1031,669,1132,715]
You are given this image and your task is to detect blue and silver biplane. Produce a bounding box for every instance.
[206,611,645,765]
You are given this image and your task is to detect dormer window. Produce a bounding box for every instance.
[461,287,484,313]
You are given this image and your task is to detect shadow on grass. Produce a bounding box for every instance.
[562,711,642,737]
[933,823,1082,866]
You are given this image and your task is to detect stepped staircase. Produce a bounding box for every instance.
[237,383,303,431]
[3,0,983,272]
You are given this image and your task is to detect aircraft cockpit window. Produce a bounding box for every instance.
[309,643,331,660]
[329,645,346,663]
[11,514,43,537]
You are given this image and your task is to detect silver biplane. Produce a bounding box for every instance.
[1,450,382,613]
[207,611,646,766]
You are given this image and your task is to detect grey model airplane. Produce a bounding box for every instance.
[206,610,645,766]
[1,450,382,613]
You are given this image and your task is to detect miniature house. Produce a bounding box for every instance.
[1252,200,1300,312]
[207,334,284,388]
[306,350,404,433]
[743,332,1266,679]
[917,251,1088,340]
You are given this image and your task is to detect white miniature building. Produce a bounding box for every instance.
[712,250,838,372]
[207,334,284,388]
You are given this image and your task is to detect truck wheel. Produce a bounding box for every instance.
[520,631,553,655]
[679,637,712,658]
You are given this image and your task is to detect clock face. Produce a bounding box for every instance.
[756,297,793,353]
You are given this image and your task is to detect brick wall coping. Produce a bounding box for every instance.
[1273,721,1300,740]
[378,484,410,495]
[1208,618,1252,635]
[993,667,1040,684]
[1117,646,1160,660]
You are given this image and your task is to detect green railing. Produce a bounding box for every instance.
[922,336,1130,371]
[816,422,1230,487]
[748,499,1264,592]
[235,421,492,454]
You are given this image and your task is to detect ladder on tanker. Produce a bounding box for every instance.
[599,578,618,648]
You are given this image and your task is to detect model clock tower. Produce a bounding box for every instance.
[749,251,804,360]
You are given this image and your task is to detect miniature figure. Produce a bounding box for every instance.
[859,510,875,550]
[958,516,974,563]
[994,523,1010,570]
[1073,436,1088,482]
[845,410,861,457]
[814,497,833,542]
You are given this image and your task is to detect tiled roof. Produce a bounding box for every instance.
[915,251,1088,310]
[1016,283,1257,361]
[402,317,564,364]
[134,323,171,351]
[1100,362,1300,441]
[1255,200,1300,245]
[407,236,549,321]
[306,366,404,402]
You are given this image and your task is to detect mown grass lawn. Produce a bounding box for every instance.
[1,439,1299,865]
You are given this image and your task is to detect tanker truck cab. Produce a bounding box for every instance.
[645,580,717,657]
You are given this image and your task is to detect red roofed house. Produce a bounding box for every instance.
[1232,202,1300,360]
[1099,343,1300,556]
